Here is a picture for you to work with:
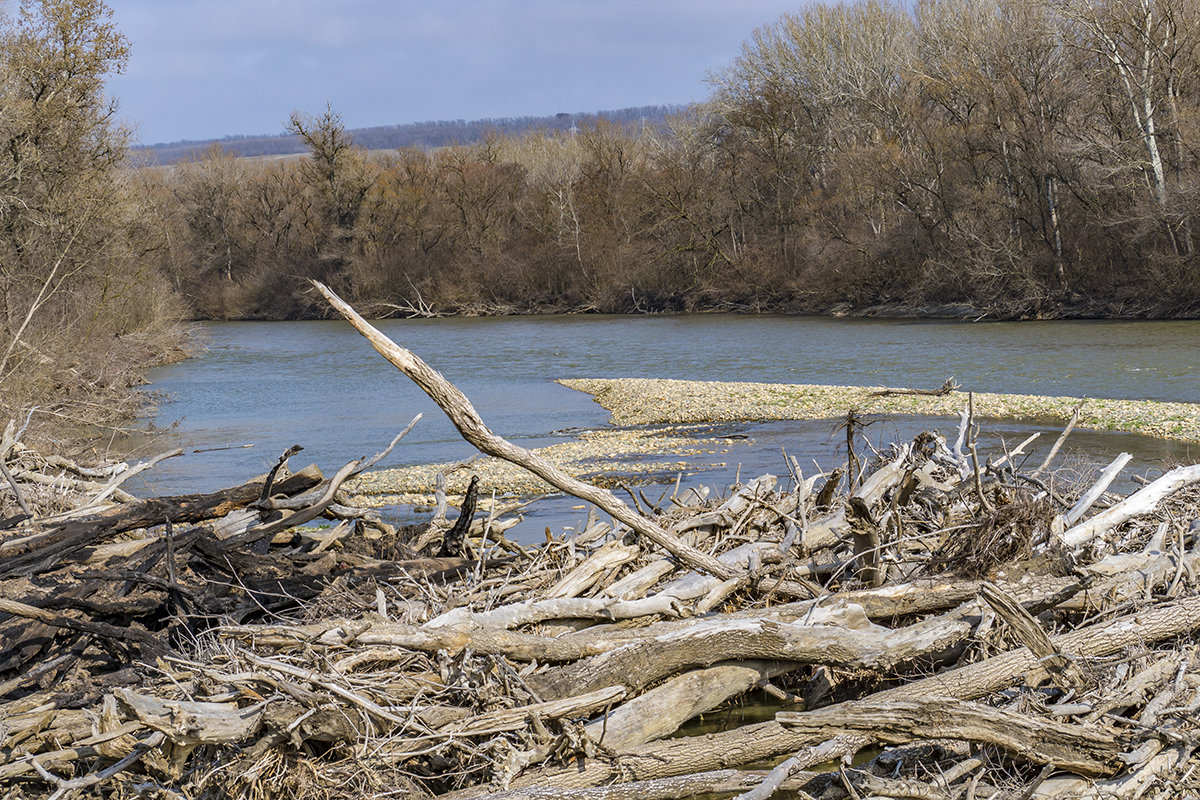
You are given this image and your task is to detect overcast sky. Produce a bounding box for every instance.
[102,1,801,146]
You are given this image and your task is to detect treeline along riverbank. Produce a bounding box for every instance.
[0,1,188,444]
[7,0,1200,447]
[144,0,1200,322]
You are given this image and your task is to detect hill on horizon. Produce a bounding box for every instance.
[133,104,688,165]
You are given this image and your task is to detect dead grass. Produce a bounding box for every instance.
[0,279,191,455]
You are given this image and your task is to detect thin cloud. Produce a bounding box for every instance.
[103,0,803,144]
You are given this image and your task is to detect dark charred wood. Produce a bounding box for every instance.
[0,596,163,655]
[0,512,30,530]
[438,474,479,558]
[253,444,304,509]
[21,588,167,618]
[814,467,843,510]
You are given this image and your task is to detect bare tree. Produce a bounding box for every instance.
[287,104,372,289]
[1065,0,1197,255]
[0,0,183,422]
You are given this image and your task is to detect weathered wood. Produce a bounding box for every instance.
[1059,552,1200,612]
[1,456,33,518]
[1033,744,1195,799]
[585,660,795,750]
[635,540,785,609]
[220,619,616,662]
[1062,452,1131,526]
[87,448,185,507]
[1062,463,1200,548]
[115,689,264,745]
[0,745,101,782]
[1034,399,1085,477]
[979,581,1086,689]
[312,280,741,581]
[546,539,640,598]
[555,572,1077,653]
[801,444,919,554]
[425,594,681,630]
[8,469,136,505]
[524,612,972,701]
[461,768,826,800]
[494,594,1200,792]
[777,697,1122,775]
[442,685,625,737]
[602,557,677,600]
[0,466,323,577]
[669,475,777,533]
[219,460,359,548]
[869,378,958,397]
[222,589,971,669]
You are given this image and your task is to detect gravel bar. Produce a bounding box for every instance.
[559,378,1200,440]
[348,378,1200,503]
[347,425,744,506]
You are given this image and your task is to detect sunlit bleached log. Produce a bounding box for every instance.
[312,280,739,582]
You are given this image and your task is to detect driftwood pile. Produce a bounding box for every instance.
[2,285,1199,800]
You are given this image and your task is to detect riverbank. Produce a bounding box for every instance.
[189,294,1189,321]
[560,378,1200,441]
[2,323,193,465]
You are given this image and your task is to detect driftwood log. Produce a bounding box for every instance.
[2,290,1199,800]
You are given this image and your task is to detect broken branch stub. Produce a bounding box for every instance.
[311,280,738,581]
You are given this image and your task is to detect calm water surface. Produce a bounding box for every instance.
[124,316,1200,538]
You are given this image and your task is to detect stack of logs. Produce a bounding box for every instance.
[1,286,1198,800]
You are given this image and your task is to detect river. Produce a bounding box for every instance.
[122,315,1200,541]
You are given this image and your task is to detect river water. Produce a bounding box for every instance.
[123,315,1200,540]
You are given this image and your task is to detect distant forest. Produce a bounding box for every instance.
[8,0,1200,435]
[135,105,686,164]
[142,0,1200,323]
[13,0,1200,402]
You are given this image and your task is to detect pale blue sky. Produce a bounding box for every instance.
[102,1,802,145]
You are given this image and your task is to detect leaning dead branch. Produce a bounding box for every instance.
[2,301,1199,800]
[311,280,738,582]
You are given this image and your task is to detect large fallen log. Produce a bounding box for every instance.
[488,593,1200,793]
[583,660,794,750]
[779,697,1123,775]
[524,612,971,700]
